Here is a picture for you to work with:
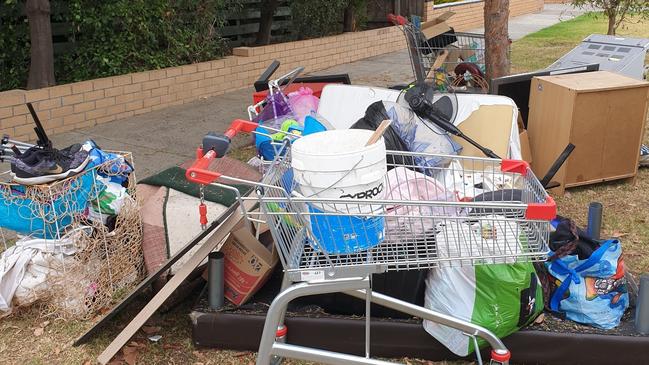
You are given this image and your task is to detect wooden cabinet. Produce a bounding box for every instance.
[528,71,649,195]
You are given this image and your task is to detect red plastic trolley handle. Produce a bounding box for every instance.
[387,13,408,26]
[185,119,259,185]
[500,159,557,220]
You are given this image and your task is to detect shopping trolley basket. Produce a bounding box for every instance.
[186,119,555,365]
[389,14,506,92]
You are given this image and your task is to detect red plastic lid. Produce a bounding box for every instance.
[491,349,511,362]
[275,325,288,337]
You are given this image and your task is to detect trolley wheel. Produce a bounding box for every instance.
[490,349,511,365]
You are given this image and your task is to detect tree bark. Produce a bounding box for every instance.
[343,3,356,32]
[26,0,55,89]
[607,10,617,35]
[255,0,279,45]
[484,0,510,81]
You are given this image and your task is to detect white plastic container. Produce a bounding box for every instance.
[291,129,387,214]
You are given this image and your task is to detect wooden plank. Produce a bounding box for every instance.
[74,201,242,346]
[96,199,256,364]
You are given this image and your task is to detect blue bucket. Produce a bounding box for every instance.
[307,205,385,254]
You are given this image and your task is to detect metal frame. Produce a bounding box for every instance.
[186,126,554,365]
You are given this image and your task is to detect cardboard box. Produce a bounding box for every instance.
[528,71,649,195]
[519,130,533,165]
[220,226,277,306]
[421,11,454,39]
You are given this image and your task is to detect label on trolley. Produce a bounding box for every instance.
[300,270,325,282]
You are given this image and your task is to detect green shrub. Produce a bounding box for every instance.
[0,0,30,90]
[60,0,238,83]
[0,0,240,90]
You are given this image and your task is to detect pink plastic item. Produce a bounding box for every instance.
[287,87,319,124]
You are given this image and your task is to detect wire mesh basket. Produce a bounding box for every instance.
[0,151,144,319]
[389,14,506,92]
[257,146,551,281]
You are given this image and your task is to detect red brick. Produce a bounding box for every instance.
[142,80,159,90]
[25,88,50,102]
[106,104,126,115]
[96,97,116,109]
[151,87,168,97]
[166,67,182,78]
[36,98,62,110]
[0,107,12,119]
[197,62,211,72]
[105,86,124,98]
[1,114,27,129]
[93,78,114,90]
[132,72,150,84]
[0,90,26,108]
[123,84,141,94]
[73,101,95,113]
[143,96,161,108]
[12,104,28,116]
[51,105,74,118]
[44,117,63,129]
[62,94,84,106]
[50,85,72,98]
[72,81,93,94]
[113,75,132,86]
[86,108,107,120]
[84,90,105,102]
[181,64,198,74]
[125,100,143,112]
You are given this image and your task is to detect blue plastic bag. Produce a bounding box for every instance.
[546,239,628,329]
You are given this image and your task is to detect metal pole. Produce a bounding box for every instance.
[208,251,225,309]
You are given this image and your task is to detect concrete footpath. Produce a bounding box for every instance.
[51,4,588,178]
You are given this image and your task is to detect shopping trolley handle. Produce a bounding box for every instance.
[387,13,408,26]
[186,119,259,185]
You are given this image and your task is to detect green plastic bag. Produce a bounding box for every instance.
[424,262,543,356]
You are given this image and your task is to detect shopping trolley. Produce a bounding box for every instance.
[389,14,508,92]
[186,119,555,365]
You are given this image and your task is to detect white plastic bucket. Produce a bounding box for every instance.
[291,129,387,214]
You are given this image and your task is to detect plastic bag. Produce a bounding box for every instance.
[288,87,319,124]
[546,239,628,329]
[350,101,414,170]
[424,259,543,356]
[253,92,294,128]
[385,102,462,170]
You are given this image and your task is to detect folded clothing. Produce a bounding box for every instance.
[385,166,458,237]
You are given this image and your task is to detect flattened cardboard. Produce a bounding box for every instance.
[221,227,278,306]
[453,105,514,163]
[421,11,454,39]
[445,46,476,64]
[519,130,533,165]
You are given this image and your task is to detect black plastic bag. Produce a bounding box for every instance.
[350,101,415,170]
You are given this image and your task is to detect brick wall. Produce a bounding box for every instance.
[424,0,544,28]
[0,0,542,141]
[0,26,404,141]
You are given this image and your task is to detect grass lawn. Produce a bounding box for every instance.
[1,11,648,365]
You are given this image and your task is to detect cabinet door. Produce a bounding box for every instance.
[599,87,647,179]
[566,92,608,185]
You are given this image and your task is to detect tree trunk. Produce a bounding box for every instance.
[607,10,617,35]
[26,0,55,89]
[255,0,279,45]
[343,3,356,32]
[484,0,510,81]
